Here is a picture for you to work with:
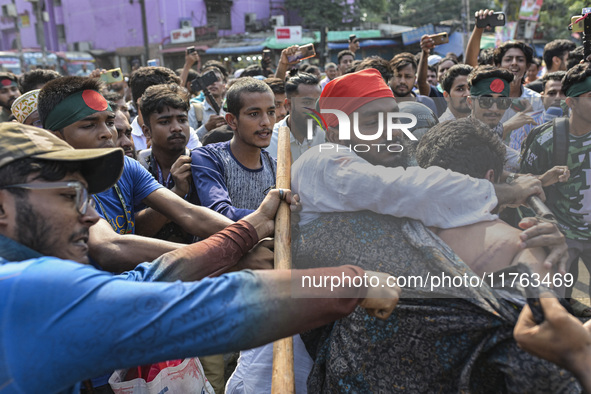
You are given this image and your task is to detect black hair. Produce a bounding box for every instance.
[264,77,286,95]
[478,48,495,66]
[390,52,417,73]
[306,65,320,75]
[129,66,181,104]
[102,91,123,103]
[561,62,591,96]
[355,56,393,83]
[202,60,229,79]
[566,46,584,71]
[493,41,534,67]
[415,117,505,181]
[241,64,265,77]
[441,64,473,94]
[139,83,190,129]
[543,39,576,71]
[225,77,273,117]
[284,72,319,98]
[541,71,566,91]
[337,50,355,65]
[37,76,104,130]
[18,69,61,93]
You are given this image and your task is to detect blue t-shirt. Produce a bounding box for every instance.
[94,156,162,234]
[0,256,278,393]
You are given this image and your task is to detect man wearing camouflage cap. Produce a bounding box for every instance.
[0,122,400,393]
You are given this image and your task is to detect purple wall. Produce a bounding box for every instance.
[0,0,286,52]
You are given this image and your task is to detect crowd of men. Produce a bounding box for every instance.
[1,7,591,393]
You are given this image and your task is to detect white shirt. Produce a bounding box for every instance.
[225,336,312,394]
[131,116,201,154]
[291,144,499,227]
[438,107,456,123]
[267,115,326,163]
[191,99,226,142]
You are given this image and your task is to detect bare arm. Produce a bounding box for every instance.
[180,50,201,89]
[143,187,234,238]
[150,189,290,281]
[514,295,591,392]
[510,245,549,276]
[88,218,183,272]
[135,155,194,237]
[417,35,433,96]
[465,9,495,67]
[274,45,299,80]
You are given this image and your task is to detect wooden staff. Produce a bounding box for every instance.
[271,126,295,393]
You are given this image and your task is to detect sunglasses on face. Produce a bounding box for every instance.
[476,96,512,110]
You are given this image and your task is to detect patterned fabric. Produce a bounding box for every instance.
[191,140,276,221]
[499,88,544,151]
[293,211,581,393]
[10,89,39,123]
[521,125,591,241]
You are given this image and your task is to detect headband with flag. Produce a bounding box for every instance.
[0,77,18,89]
[44,89,112,131]
[566,75,591,97]
[470,77,510,97]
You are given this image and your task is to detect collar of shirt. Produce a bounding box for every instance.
[0,234,42,262]
[131,116,143,137]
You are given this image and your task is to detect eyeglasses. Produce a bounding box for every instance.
[2,181,95,215]
[477,96,512,110]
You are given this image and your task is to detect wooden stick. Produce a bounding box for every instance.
[271,126,295,393]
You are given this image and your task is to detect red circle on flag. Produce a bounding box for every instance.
[82,90,108,111]
[1,79,11,87]
[490,79,505,93]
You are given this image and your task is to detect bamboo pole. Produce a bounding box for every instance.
[271,126,295,393]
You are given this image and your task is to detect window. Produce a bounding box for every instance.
[205,0,232,30]
[57,24,65,44]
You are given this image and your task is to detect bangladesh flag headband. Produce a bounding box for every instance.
[470,77,510,97]
[566,76,591,97]
[44,89,112,131]
[0,78,18,89]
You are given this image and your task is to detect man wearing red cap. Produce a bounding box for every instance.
[290,68,575,392]
[0,72,21,123]
[293,68,548,227]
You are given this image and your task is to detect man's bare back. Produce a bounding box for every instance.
[430,219,548,276]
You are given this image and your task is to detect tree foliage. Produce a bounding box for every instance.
[287,0,585,45]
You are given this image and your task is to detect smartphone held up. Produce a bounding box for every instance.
[287,44,316,63]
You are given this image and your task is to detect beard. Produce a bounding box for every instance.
[360,136,411,169]
[15,197,56,257]
[0,98,14,111]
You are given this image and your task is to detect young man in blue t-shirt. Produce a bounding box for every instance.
[37,76,234,272]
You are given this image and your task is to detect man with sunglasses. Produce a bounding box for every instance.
[0,122,401,393]
[466,66,522,172]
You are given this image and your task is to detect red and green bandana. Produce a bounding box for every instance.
[0,78,18,89]
[470,77,510,97]
[565,75,591,97]
[44,89,112,131]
